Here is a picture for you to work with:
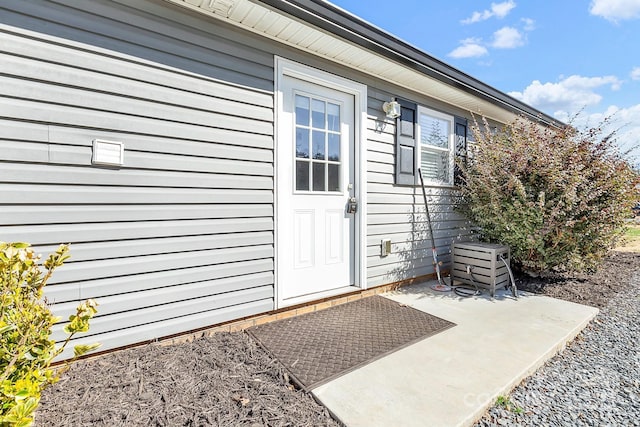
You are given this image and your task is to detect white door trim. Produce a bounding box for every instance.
[274,57,368,309]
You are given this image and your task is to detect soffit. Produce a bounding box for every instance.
[166,0,526,124]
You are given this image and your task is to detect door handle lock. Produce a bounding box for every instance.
[347,197,358,214]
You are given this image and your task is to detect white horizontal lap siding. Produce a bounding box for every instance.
[0,0,276,355]
[365,94,473,287]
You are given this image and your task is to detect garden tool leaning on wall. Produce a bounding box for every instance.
[418,168,451,292]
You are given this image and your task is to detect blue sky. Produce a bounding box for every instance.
[329,0,640,166]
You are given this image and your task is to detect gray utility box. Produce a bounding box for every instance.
[450,242,510,297]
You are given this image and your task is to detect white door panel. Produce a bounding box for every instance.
[325,210,344,265]
[278,72,356,302]
[293,210,314,269]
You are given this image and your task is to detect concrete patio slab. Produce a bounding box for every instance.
[312,281,599,427]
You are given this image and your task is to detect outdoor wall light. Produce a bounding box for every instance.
[382,100,401,119]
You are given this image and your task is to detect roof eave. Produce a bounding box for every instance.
[259,0,559,127]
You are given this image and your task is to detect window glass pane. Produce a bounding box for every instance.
[312,130,326,160]
[312,162,325,191]
[312,99,325,129]
[296,161,309,191]
[327,103,340,132]
[296,128,309,158]
[420,113,449,149]
[328,133,340,161]
[328,164,340,192]
[421,149,450,183]
[295,95,309,126]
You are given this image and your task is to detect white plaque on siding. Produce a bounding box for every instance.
[92,139,124,166]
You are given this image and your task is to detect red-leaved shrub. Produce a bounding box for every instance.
[458,115,639,274]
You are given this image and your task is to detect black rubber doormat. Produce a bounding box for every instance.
[247,295,455,391]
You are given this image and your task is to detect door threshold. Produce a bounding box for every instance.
[280,285,362,309]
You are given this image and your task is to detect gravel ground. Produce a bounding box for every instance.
[477,252,640,427]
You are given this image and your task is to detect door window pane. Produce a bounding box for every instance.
[327,103,340,132]
[328,133,340,161]
[312,162,325,191]
[312,130,326,160]
[295,95,310,126]
[294,94,343,193]
[328,164,340,192]
[296,128,309,158]
[312,99,325,129]
[296,161,309,191]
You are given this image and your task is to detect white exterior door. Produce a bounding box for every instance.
[276,59,365,306]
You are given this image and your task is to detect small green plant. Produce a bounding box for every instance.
[495,395,524,414]
[459,115,640,274]
[0,242,99,426]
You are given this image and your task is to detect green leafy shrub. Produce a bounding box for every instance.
[458,115,640,274]
[0,243,99,426]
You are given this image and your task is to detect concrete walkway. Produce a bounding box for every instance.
[312,281,599,427]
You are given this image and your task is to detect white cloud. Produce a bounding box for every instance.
[521,18,536,31]
[606,105,640,161]
[509,75,622,113]
[450,26,528,59]
[490,0,517,18]
[462,1,516,24]
[631,67,640,80]
[448,38,489,58]
[491,27,524,48]
[513,76,638,166]
[555,104,640,165]
[589,0,640,22]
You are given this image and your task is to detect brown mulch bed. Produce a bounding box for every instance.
[36,333,340,427]
[36,251,639,426]
[515,251,639,308]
